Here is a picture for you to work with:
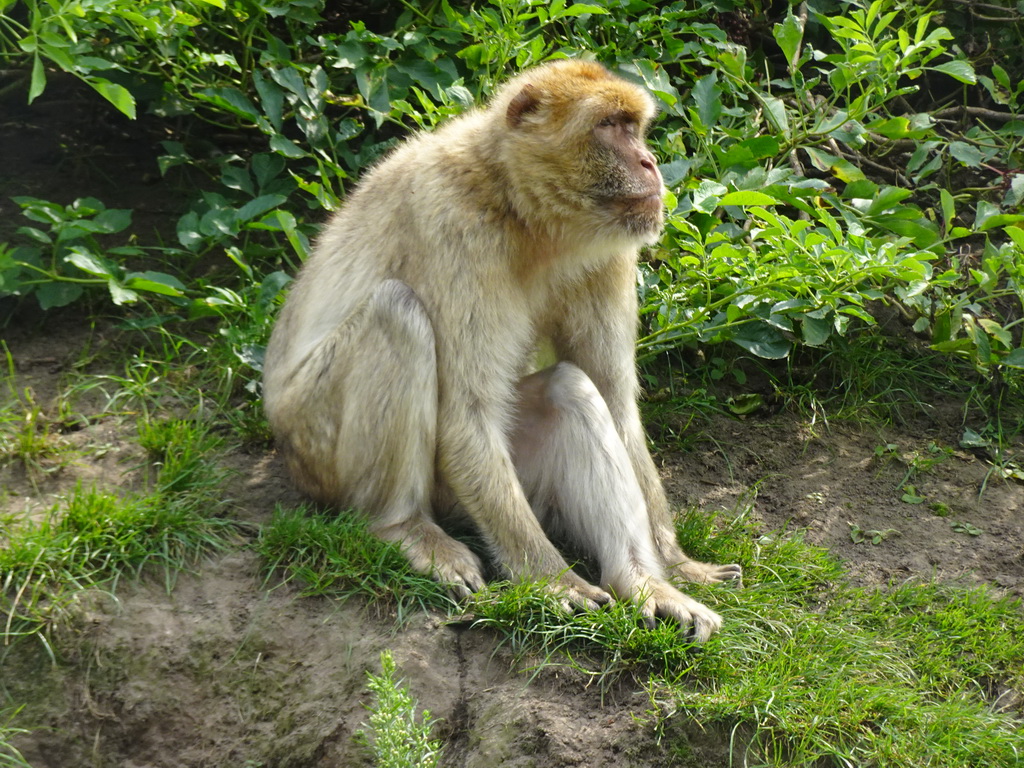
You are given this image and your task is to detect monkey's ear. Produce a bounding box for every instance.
[506,84,540,127]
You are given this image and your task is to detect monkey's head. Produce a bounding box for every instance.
[495,60,666,244]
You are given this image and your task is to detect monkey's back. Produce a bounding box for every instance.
[262,108,515,411]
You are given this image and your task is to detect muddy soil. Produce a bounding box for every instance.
[2,81,1022,768]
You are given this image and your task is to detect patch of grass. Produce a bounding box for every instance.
[461,508,1024,768]
[356,650,442,768]
[252,501,1023,766]
[0,419,241,651]
[0,346,71,476]
[254,505,455,621]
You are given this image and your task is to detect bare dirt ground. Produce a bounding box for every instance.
[2,83,1022,768]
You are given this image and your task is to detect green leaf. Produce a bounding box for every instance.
[94,207,133,233]
[29,53,46,103]
[557,3,609,16]
[960,428,989,449]
[868,116,933,140]
[269,135,307,158]
[871,215,940,247]
[176,211,203,250]
[973,201,1008,231]
[842,180,879,199]
[1002,348,1024,368]
[759,94,789,137]
[726,393,763,416]
[692,73,722,129]
[691,181,727,213]
[939,189,955,231]
[718,190,779,207]
[88,78,137,119]
[801,315,831,346]
[253,71,284,132]
[931,60,977,84]
[107,280,140,305]
[65,248,115,278]
[773,12,804,69]
[1005,174,1024,207]
[36,282,83,309]
[731,322,791,359]
[949,141,985,167]
[977,213,1024,232]
[866,186,913,215]
[198,87,261,122]
[236,194,288,223]
[124,271,186,297]
[901,485,926,504]
[804,147,865,182]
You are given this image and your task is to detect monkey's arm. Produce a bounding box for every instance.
[550,255,672,520]
[427,273,611,608]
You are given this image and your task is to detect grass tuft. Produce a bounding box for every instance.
[0,707,31,768]
[0,419,241,650]
[254,505,456,620]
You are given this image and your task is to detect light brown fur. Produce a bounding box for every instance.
[263,60,740,640]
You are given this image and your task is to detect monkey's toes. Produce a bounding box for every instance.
[710,563,743,584]
[671,560,743,586]
[433,557,487,600]
[549,574,612,613]
[629,579,723,641]
[406,539,486,599]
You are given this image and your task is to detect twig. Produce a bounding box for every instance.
[933,105,1020,123]
[941,0,1022,21]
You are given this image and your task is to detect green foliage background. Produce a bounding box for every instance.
[1,0,1022,414]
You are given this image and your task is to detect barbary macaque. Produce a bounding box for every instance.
[263,59,741,640]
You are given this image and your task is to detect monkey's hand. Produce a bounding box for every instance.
[379,521,486,601]
[614,577,723,642]
[668,559,743,587]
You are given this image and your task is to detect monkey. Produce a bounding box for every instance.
[262,59,741,641]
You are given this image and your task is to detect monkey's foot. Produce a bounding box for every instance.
[613,576,723,642]
[376,520,486,601]
[544,570,612,613]
[667,558,743,586]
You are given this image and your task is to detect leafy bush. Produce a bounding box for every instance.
[1,0,1022,408]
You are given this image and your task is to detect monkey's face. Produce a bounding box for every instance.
[587,114,665,238]
[500,61,666,243]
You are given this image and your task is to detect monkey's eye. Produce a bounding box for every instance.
[597,116,616,127]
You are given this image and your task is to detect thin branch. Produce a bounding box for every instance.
[933,105,1020,123]
[941,0,1022,17]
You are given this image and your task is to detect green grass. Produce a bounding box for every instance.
[0,419,241,653]
[254,504,1024,767]
[255,505,456,621]
[0,708,30,768]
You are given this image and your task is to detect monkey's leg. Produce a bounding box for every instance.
[282,280,485,598]
[512,363,723,641]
